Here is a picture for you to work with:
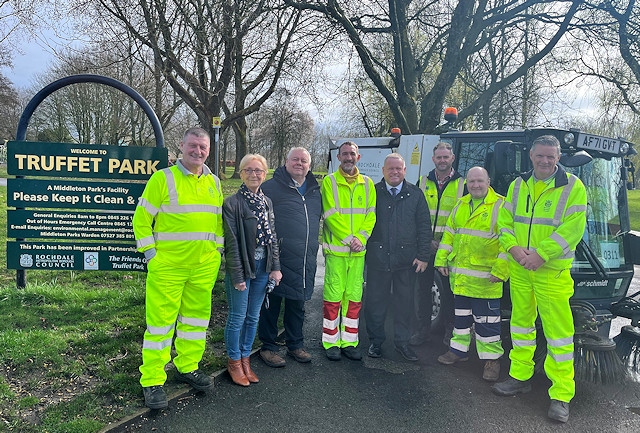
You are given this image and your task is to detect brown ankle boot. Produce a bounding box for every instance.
[227,359,249,386]
[241,357,259,383]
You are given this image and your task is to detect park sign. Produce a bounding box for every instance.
[7,140,169,272]
[7,141,164,179]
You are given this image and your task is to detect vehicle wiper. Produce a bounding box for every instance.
[577,239,608,279]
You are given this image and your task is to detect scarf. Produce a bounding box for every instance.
[239,184,276,246]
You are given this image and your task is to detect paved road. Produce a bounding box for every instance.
[105,258,640,433]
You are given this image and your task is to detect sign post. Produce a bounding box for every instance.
[212,116,221,177]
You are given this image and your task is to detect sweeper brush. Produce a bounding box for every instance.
[574,331,627,384]
[614,325,640,380]
[610,292,640,379]
[572,300,627,384]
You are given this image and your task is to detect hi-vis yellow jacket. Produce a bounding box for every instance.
[133,160,224,266]
[419,171,466,241]
[435,187,509,299]
[498,167,587,271]
[321,169,376,257]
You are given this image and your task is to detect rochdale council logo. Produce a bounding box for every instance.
[19,254,34,268]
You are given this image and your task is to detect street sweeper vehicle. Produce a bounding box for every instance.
[328,121,640,382]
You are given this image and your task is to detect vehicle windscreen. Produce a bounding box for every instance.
[564,157,627,271]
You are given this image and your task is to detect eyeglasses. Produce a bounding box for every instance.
[243,168,265,175]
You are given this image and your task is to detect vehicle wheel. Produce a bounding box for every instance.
[430,272,452,333]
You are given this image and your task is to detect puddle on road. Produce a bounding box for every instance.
[628,407,640,416]
[362,357,421,374]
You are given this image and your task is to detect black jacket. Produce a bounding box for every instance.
[261,166,322,301]
[366,180,433,272]
[223,191,281,286]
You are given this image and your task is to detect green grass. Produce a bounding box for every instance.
[0,182,228,433]
[628,189,640,231]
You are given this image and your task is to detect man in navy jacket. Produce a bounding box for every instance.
[259,147,322,367]
[364,153,432,361]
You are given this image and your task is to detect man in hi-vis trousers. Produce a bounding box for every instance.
[321,141,376,362]
[493,135,587,423]
[133,127,224,409]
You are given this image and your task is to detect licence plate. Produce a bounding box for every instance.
[577,133,620,154]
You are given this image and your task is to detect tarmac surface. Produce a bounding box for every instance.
[105,257,640,433]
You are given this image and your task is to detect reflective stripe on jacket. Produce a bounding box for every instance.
[434,187,509,299]
[419,171,465,241]
[133,160,224,266]
[498,166,587,270]
[321,170,376,257]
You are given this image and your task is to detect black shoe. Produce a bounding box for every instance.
[341,346,362,361]
[143,385,168,409]
[409,326,432,346]
[175,369,214,392]
[395,344,419,361]
[548,399,570,423]
[492,377,532,397]
[326,346,341,361]
[368,344,382,358]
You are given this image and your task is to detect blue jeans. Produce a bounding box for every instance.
[224,257,269,360]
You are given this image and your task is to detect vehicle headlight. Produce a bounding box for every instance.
[563,133,575,145]
[620,142,629,154]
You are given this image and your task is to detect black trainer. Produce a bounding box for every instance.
[143,385,168,409]
[395,344,419,362]
[176,369,214,392]
[368,344,382,358]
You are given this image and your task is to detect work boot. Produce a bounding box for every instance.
[175,369,214,392]
[341,346,362,361]
[548,400,569,423]
[142,385,168,409]
[287,348,312,363]
[227,359,250,387]
[437,351,469,365]
[482,359,501,382]
[492,377,532,396]
[326,346,341,361]
[241,357,259,383]
[260,349,286,368]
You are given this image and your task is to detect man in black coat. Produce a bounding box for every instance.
[258,147,322,367]
[364,153,433,361]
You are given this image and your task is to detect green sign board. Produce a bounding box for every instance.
[7,179,144,210]
[7,241,146,271]
[7,141,168,180]
[8,210,134,242]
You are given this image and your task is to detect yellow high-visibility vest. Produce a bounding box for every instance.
[419,173,465,241]
[498,168,587,270]
[435,187,509,299]
[133,160,224,266]
[321,170,376,257]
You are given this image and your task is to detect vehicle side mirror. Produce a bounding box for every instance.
[493,140,520,177]
[560,150,592,167]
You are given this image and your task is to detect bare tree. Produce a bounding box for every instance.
[248,87,314,167]
[91,0,308,175]
[285,0,584,134]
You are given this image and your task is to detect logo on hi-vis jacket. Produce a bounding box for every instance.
[544,200,553,213]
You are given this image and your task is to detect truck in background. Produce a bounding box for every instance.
[328,123,638,347]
